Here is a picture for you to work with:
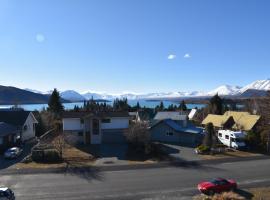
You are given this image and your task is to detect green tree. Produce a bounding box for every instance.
[203,123,215,148]
[136,102,141,110]
[179,100,187,111]
[48,89,64,114]
[209,94,223,115]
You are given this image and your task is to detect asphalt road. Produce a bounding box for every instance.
[2,159,270,200]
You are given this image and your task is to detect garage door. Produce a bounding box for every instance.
[102,129,127,144]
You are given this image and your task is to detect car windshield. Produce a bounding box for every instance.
[7,149,17,153]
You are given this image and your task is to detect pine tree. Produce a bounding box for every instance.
[179,100,187,111]
[159,101,164,111]
[209,94,223,115]
[48,88,64,114]
[203,122,215,148]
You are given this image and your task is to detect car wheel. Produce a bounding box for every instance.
[208,190,215,196]
[231,186,237,191]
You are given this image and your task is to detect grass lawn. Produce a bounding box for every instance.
[193,187,270,200]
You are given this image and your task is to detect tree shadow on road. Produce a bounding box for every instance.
[168,158,224,172]
[64,161,104,182]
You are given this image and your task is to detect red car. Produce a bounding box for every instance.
[198,178,237,195]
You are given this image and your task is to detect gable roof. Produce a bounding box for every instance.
[152,119,202,134]
[0,111,32,127]
[202,114,233,128]
[0,122,18,137]
[232,114,260,131]
[202,111,261,131]
[154,111,187,121]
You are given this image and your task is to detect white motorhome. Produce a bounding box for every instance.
[217,130,246,149]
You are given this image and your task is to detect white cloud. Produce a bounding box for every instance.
[167,54,176,60]
[184,53,191,58]
[36,33,45,43]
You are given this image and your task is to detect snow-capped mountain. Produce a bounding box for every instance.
[23,79,270,101]
[60,90,86,101]
[207,85,242,96]
[239,79,270,94]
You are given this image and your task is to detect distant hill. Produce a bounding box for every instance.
[0,86,69,105]
[239,89,269,98]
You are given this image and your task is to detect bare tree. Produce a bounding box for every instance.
[124,121,150,146]
[52,133,66,159]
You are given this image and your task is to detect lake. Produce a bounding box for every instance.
[0,100,206,111]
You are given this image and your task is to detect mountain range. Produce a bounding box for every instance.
[0,79,269,105]
[57,79,270,101]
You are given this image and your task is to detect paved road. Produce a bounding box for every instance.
[1,159,270,200]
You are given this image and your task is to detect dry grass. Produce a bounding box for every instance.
[194,187,270,200]
[249,187,270,200]
[199,150,260,160]
[12,143,95,170]
[12,162,66,169]
[193,192,245,200]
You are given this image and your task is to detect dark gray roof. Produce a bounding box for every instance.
[62,111,130,119]
[0,111,31,127]
[152,119,203,134]
[0,122,18,137]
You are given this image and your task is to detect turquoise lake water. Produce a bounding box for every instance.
[0,100,205,111]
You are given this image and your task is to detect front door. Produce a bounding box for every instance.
[91,119,101,144]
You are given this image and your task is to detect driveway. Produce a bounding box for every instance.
[159,143,202,161]
[85,144,130,166]
[0,140,36,170]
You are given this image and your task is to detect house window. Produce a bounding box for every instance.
[166,132,173,136]
[92,119,100,135]
[225,135,229,139]
[23,125,28,131]
[102,118,111,123]
[218,133,222,137]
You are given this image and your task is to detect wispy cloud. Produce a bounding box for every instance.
[36,33,45,43]
[167,54,176,60]
[184,53,191,58]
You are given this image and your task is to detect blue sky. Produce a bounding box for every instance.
[0,0,270,93]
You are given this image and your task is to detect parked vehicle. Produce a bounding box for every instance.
[198,178,237,195]
[217,130,246,149]
[0,187,15,200]
[4,147,22,159]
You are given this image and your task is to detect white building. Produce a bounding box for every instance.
[0,111,38,142]
[62,111,130,144]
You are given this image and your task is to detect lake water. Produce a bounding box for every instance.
[0,100,205,111]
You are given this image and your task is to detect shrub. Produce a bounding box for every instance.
[32,148,61,163]
[195,145,210,154]
[43,149,61,163]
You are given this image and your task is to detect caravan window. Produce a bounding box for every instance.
[218,133,222,137]
[231,138,236,142]
[225,135,229,139]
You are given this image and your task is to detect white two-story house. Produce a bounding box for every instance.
[62,111,130,144]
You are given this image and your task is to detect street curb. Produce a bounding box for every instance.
[1,155,270,175]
